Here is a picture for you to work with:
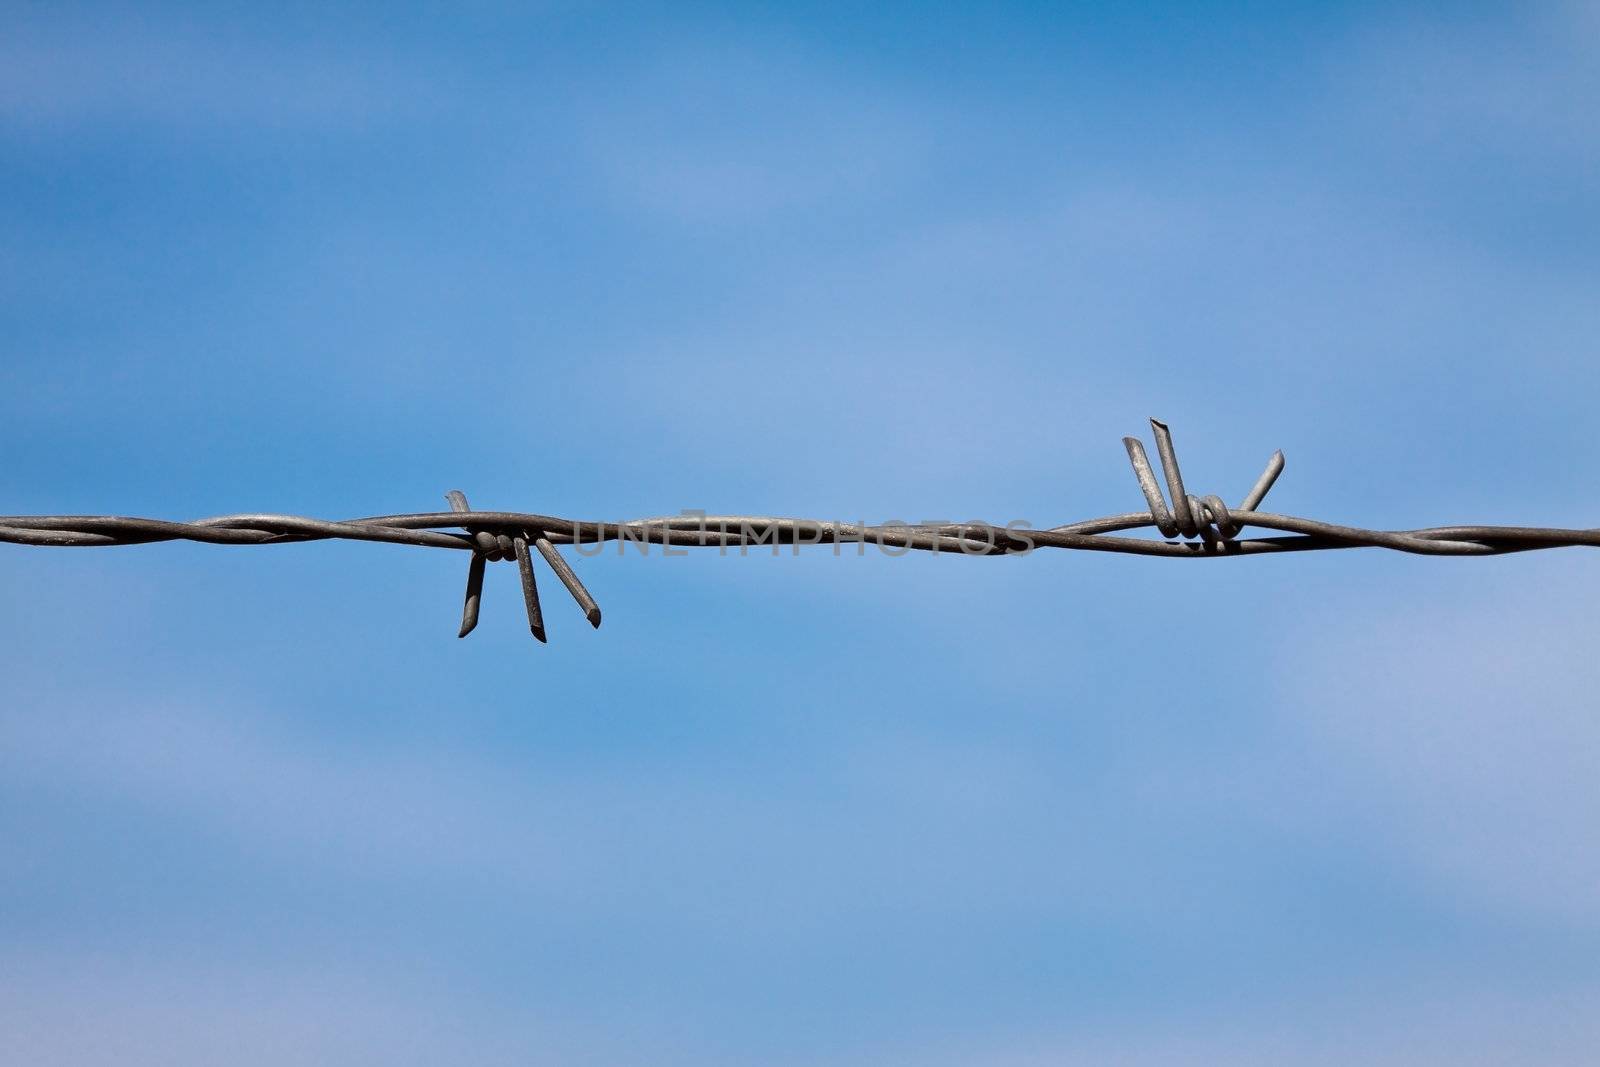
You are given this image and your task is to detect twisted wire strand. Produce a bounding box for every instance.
[4,420,1596,642]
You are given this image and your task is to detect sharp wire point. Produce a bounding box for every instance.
[458,553,485,638]
[1238,449,1287,515]
[1149,418,1196,538]
[513,535,546,643]
[1123,436,1178,538]
[447,490,484,638]
[533,535,601,629]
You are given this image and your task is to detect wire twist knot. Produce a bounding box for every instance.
[1122,419,1284,547]
[444,491,601,643]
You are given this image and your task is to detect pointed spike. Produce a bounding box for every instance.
[533,535,602,629]
[513,535,546,643]
[448,491,485,638]
[1238,449,1286,514]
[1149,419,1196,537]
[457,552,485,638]
[1123,436,1178,538]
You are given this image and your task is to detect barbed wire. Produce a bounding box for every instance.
[4,419,1597,643]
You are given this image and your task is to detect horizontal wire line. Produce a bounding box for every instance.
[6,420,1595,641]
[3,511,1596,557]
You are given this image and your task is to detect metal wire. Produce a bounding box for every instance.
[4,419,1597,643]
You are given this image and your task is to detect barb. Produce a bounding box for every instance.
[4,419,1597,644]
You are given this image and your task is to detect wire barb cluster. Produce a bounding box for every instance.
[4,419,1598,643]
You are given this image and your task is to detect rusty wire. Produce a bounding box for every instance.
[4,419,1597,643]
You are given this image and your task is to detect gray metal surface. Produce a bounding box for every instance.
[4,419,1596,643]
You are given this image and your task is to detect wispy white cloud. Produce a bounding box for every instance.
[2,693,653,903]
[1276,561,1600,927]
[0,948,616,1067]
[0,686,1258,931]
[0,9,439,130]
[866,983,1600,1067]
[571,41,936,224]
[1337,3,1600,158]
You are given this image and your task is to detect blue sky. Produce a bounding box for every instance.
[3,2,1599,1063]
